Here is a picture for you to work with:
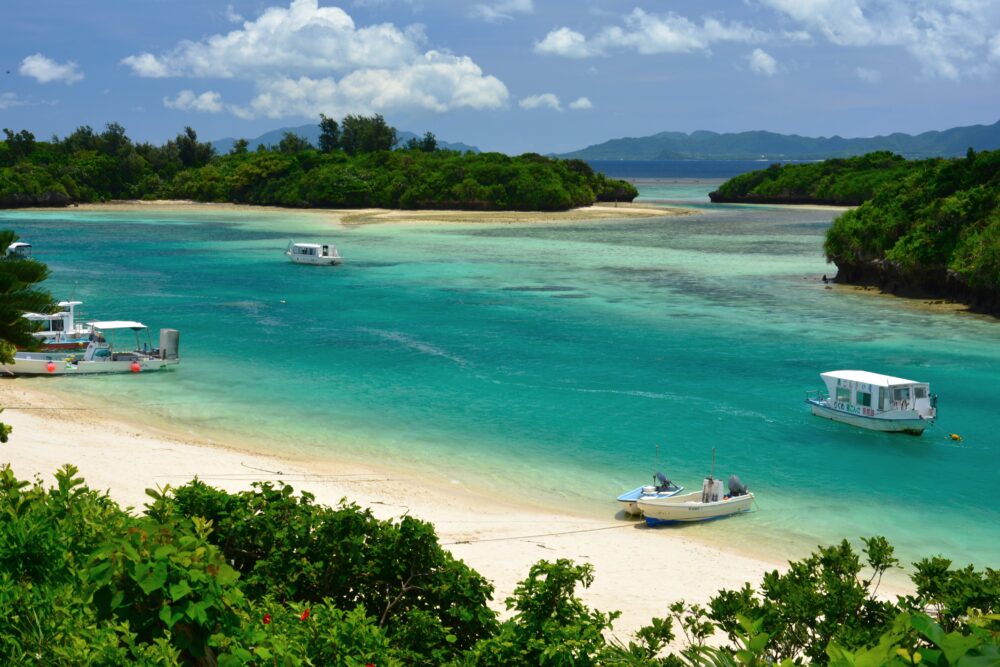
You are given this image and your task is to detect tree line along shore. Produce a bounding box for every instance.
[710,150,1000,315]
[0,116,638,212]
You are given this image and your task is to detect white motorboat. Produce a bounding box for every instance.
[617,472,684,516]
[806,370,936,435]
[6,241,32,258]
[285,241,342,265]
[638,475,754,525]
[23,300,91,350]
[1,321,180,376]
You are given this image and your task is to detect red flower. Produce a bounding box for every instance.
[366,663,375,667]
[262,613,271,625]
[300,608,311,621]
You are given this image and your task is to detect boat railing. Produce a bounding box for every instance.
[805,389,827,403]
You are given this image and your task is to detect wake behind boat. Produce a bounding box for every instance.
[1,321,180,376]
[806,370,936,435]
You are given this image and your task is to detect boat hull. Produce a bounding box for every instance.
[809,401,929,435]
[285,253,342,266]
[1,352,178,376]
[638,492,754,525]
[616,485,684,516]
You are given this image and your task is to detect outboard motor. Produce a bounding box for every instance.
[159,328,180,360]
[727,474,747,497]
[654,471,674,492]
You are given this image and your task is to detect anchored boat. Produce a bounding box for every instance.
[806,370,936,435]
[285,241,342,265]
[1,321,180,376]
[23,300,91,350]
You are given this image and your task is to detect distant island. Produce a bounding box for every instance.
[559,119,1000,161]
[711,150,1000,314]
[0,116,636,211]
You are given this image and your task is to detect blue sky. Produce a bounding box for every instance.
[2,0,999,154]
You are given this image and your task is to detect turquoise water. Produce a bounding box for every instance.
[3,191,999,569]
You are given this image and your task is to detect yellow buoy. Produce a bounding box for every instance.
[949,433,962,441]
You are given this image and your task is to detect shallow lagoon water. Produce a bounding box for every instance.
[3,192,999,569]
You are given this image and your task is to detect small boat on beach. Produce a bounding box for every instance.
[1,321,180,376]
[285,241,342,265]
[617,472,684,516]
[638,474,754,525]
[806,370,937,435]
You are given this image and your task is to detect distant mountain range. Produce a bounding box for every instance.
[209,123,479,155]
[558,119,1000,161]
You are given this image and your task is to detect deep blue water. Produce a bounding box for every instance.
[2,181,998,570]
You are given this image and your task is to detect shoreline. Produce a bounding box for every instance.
[19,199,693,224]
[0,380,776,641]
[0,379,916,641]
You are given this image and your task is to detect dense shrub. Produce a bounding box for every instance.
[0,122,637,212]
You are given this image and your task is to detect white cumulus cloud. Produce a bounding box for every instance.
[469,0,533,23]
[121,0,509,119]
[536,9,765,58]
[535,27,599,58]
[759,0,1000,80]
[164,90,225,113]
[19,53,84,84]
[519,93,562,111]
[238,52,508,119]
[747,48,778,76]
[568,96,593,110]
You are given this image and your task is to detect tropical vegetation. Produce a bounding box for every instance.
[711,149,1000,313]
[0,118,637,211]
[0,464,997,666]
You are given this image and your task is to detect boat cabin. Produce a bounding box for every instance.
[6,241,32,258]
[288,242,337,258]
[24,301,86,341]
[816,370,935,417]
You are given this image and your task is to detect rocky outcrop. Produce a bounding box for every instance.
[708,191,862,206]
[0,190,72,208]
[833,258,1000,316]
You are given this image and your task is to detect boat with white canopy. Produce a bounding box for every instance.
[22,300,91,350]
[806,370,936,435]
[285,241,342,265]
[1,321,180,376]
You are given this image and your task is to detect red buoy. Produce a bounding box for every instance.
[130,361,141,373]
[46,361,56,373]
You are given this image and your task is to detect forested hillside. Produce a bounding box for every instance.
[708,151,913,205]
[825,149,1000,313]
[710,150,1000,313]
[560,118,1000,160]
[0,118,637,212]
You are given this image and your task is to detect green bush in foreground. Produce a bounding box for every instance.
[0,464,997,665]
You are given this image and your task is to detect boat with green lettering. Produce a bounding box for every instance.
[806,370,936,435]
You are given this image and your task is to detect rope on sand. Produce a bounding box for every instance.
[442,523,633,546]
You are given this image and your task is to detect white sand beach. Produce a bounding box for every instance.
[1,379,780,641]
[41,200,689,224]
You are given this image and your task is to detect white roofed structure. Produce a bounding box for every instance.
[820,370,918,386]
[88,320,148,330]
